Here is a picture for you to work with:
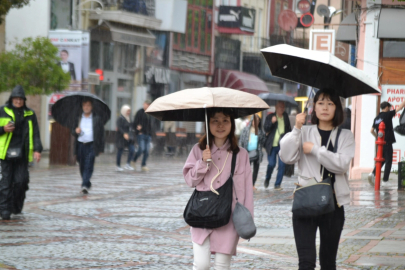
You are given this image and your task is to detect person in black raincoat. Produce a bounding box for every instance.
[0,85,42,220]
[72,98,105,194]
[116,105,135,171]
[263,101,292,190]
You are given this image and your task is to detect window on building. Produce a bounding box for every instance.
[103,42,114,71]
[50,0,72,29]
[383,40,405,58]
[90,41,101,71]
[118,44,137,74]
[173,3,212,54]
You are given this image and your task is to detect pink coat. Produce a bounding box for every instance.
[183,140,254,255]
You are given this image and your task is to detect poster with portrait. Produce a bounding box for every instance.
[49,30,82,91]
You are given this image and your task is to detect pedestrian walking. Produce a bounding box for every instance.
[116,105,135,171]
[163,121,176,156]
[368,100,405,185]
[183,108,253,270]
[279,88,355,270]
[0,85,42,220]
[73,98,105,194]
[239,114,265,190]
[263,101,292,190]
[133,100,153,171]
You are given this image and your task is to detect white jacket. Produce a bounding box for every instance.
[279,125,355,206]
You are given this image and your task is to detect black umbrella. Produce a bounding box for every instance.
[261,44,381,98]
[51,92,111,130]
[258,93,298,107]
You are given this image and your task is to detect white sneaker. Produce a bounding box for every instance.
[116,166,124,172]
[124,164,134,170]
[368,173,375,186]
[81,187,88,194]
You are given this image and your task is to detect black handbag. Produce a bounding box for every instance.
[394,110,405,136]
[248,149,258,162]
[292,128,342,218]
[6,147,22,159]
[183,152,237,229]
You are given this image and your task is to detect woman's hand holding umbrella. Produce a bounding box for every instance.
[202,145,211,162]
[295,112,306,130]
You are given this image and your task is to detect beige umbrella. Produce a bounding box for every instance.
[146,87,270,154]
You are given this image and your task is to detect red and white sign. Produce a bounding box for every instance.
[297,0,311,13]
[309,30,335,54]
[278,10,298,31]
[381,85,405,169]
[49,94,65,104]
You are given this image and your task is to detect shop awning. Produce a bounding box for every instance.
[336,13,357,42]
[213,69,269,95]
[91,21,156,47]
[378,9,405,38]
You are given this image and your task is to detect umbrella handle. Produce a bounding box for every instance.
[204,105,212,163]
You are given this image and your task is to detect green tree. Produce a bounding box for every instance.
[0,0,30,23]
[0,37,71,95]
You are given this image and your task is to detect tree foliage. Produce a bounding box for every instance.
[0,0,30,23]
[0,37,71,95]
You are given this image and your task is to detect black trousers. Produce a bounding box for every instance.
[77,142,95,189]
[372,144,393,181]
[292,201,345,270]
[250,159,260,186]
[0,158,29,213]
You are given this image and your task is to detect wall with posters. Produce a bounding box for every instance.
[381,85,405,169]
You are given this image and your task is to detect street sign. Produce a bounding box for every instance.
[300,12,314,27]
[297,0,311,13]
[309,30,335,54]
[278,10,298,32]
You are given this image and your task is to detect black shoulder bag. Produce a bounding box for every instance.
[292,127,342,218]
[183,152,237,229]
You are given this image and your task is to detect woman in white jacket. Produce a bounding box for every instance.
[279,89,355,270]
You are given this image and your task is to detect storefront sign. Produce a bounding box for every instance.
[309,29,335,54]
[215,37,241,70]
[381,85,405,167]
[145,66,171,84]
[218,6,255,32]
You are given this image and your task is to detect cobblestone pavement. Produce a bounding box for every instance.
[1,153,405,269]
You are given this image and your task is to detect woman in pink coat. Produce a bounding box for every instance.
[183,108,254,270]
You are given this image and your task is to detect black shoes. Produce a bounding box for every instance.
[264,178,270,188]
[1,210,11,220]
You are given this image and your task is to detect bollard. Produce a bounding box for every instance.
[374,122,386,191]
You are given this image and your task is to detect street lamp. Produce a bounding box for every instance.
[324,7,343,29]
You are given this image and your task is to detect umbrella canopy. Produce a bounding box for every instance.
[258,92,298,107]
[52,92,111,130]
[146,87,270,121]
[261,44,381,98]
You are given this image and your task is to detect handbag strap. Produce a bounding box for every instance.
[320,127,342,181]
[229,151,240,201]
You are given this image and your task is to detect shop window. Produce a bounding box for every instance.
[90,41,101,71]
[383,40,405,58]
[117,79,133,93]
[103,42,114,71]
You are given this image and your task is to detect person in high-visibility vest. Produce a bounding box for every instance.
[0,85,42,220]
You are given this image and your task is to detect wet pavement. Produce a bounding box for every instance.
[1,152,405,269]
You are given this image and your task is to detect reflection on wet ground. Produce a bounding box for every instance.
[0,153,405,269]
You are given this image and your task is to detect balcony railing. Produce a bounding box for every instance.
[101,0,155,16]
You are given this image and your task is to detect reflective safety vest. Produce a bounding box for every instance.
[0,107,34,162]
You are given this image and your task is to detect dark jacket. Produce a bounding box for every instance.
[239,118,266,163]
[0,86,43,161]
[133,108,153,136]
[116,115,133,149]
[264,111,291,154]
[57,62,76,80]
[71,114,105,156]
